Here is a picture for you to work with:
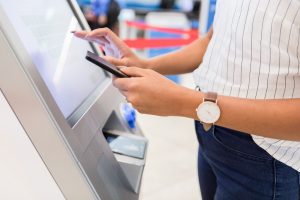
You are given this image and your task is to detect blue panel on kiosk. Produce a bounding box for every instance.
[148,31,181,83]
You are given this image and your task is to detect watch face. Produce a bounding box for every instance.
[197,101,221,124]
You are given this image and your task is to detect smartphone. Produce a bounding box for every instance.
[85,51,129,78]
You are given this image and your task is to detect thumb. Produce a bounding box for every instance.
[120,67,146,77]
[103,56,126,66]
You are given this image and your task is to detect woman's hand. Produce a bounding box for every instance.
[73,28,147,68]
[113,67,200,116]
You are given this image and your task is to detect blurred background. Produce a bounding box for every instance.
[76,0,201,199]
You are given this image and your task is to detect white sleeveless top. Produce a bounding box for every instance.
[193,0,300,171]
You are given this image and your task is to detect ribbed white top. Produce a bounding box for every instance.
[193,0,300,171]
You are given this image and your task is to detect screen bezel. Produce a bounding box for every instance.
[65,0,111,126]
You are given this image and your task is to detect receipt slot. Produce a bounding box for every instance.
[0,0,147,199]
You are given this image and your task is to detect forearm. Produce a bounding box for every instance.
[176,88,300,141]
[144,29,213,75]
[216,97,300,141]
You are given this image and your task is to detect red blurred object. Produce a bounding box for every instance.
[124,38,197,49]
[123,20,199,49]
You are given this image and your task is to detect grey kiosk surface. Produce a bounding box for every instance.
[0,0,148,199]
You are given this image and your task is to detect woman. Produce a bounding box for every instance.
[74,0,300,199]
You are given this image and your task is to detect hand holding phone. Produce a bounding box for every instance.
[85,51,129,78]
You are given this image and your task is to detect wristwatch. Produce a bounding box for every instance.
[196,92,221,131]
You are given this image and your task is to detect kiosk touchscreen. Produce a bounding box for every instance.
[0,0,106,120]
[0,0,147,199]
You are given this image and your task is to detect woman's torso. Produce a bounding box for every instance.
[193,0,300,172]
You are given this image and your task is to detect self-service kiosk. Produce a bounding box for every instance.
[0,0,147,199]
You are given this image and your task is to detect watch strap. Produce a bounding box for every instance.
[204,92,218,103]
[202,92,218,132]
[203,123,212,132]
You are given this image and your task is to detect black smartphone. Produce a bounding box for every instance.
[85,51,129,78]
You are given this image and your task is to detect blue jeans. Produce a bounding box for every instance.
[195,121,300,200]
